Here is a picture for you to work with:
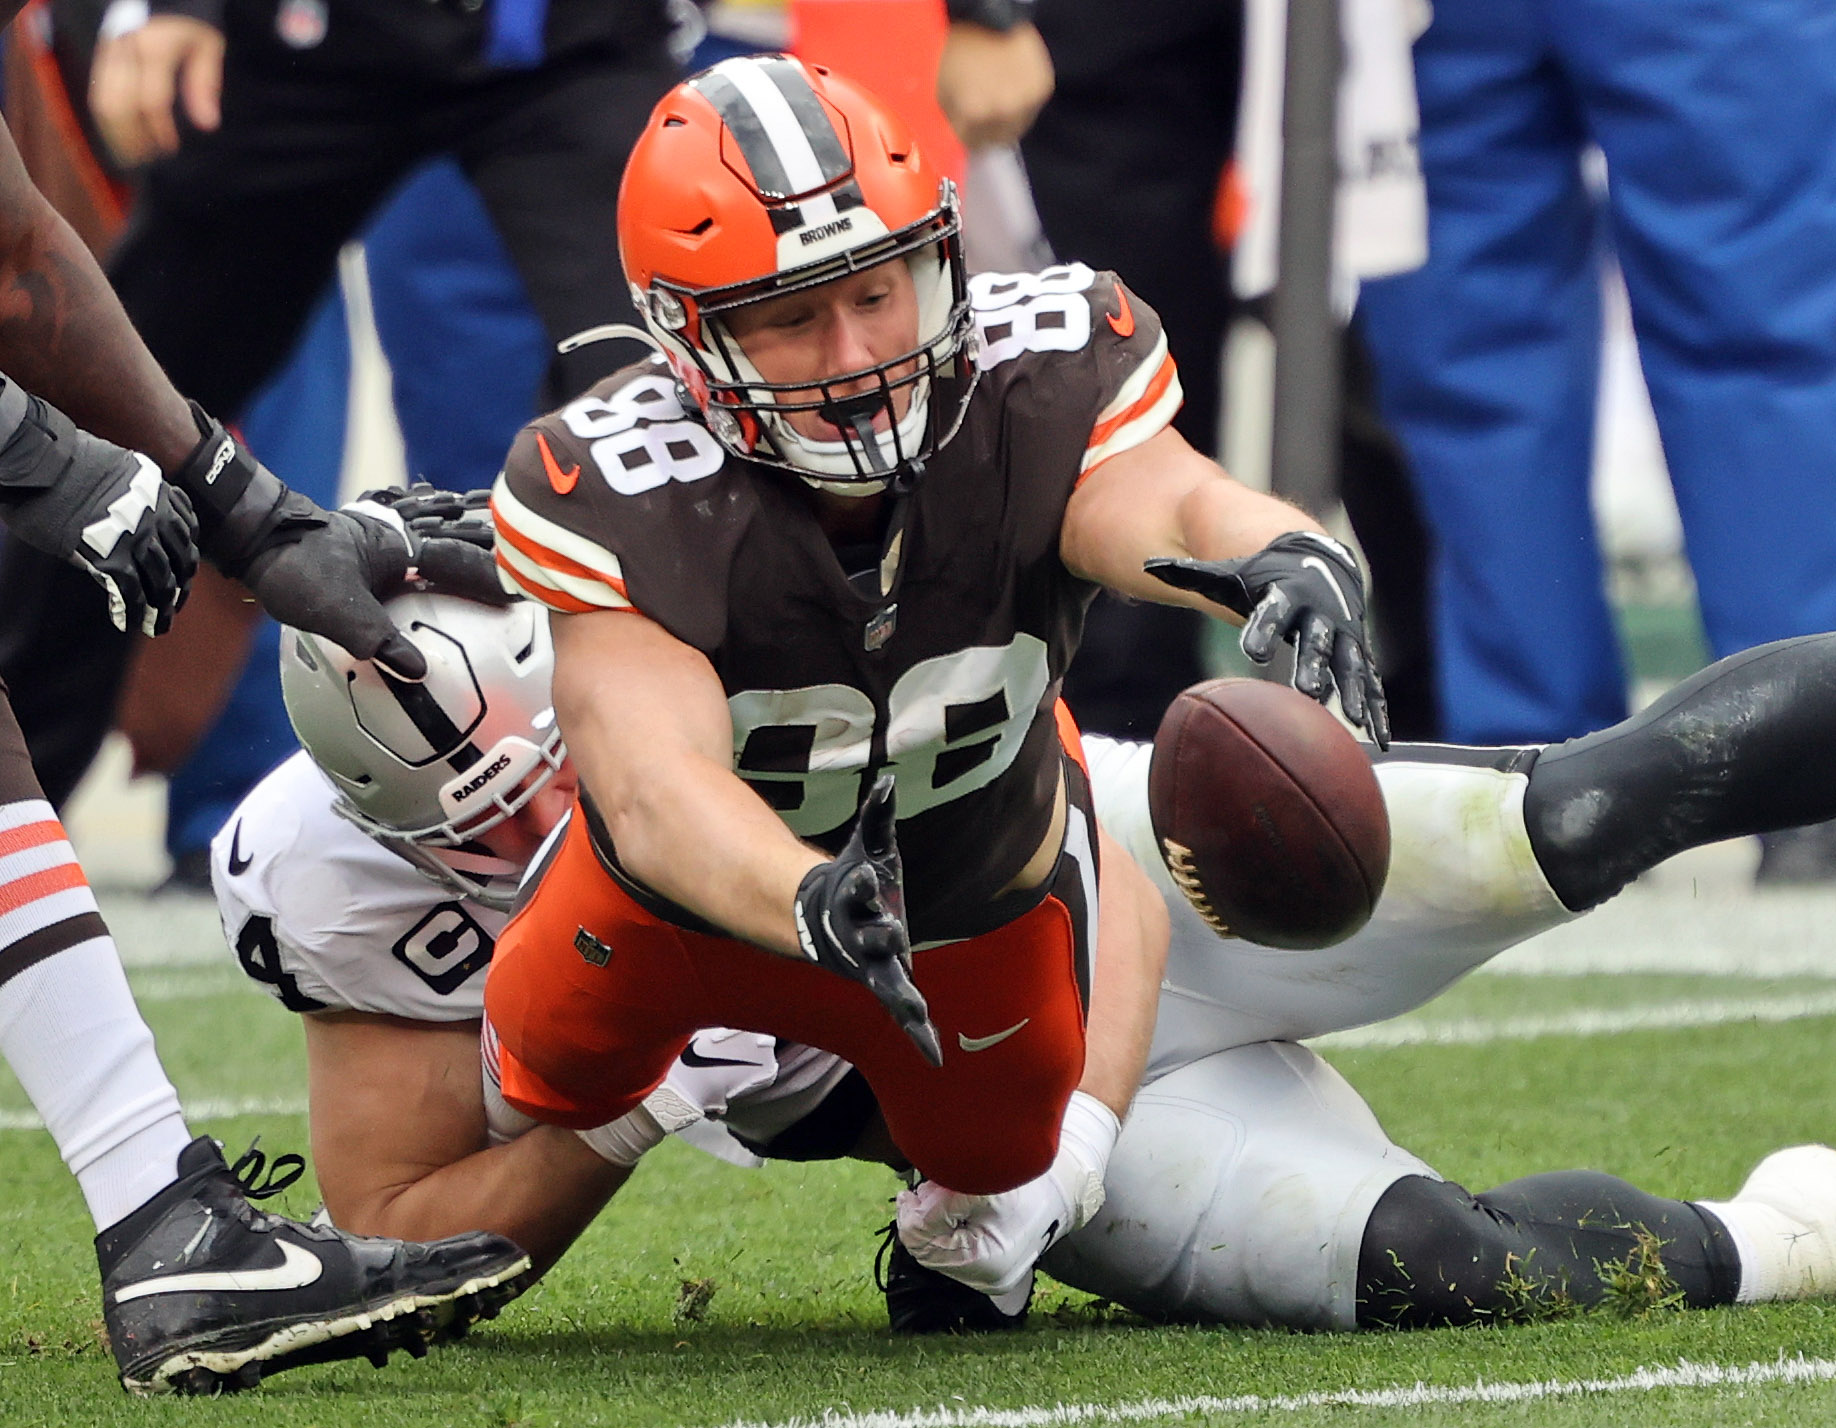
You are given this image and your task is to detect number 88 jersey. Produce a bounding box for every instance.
[492,265,1179,943]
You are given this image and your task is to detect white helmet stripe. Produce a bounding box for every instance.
[704,56,840,201]
[756,56,851,176]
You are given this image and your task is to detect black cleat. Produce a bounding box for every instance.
[875,1223,1030,1334]
[97,1136,533,1395]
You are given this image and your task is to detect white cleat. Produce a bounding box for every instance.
[1701,1144,1836,1301]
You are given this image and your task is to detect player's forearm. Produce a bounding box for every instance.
[1130,481,1326,614]
[328,1127,629,1277]
[1076,833,1168,1117]
[1174,480,1325,575]
[551,611,826,955]
[1063,429,1327,606]
[0,120,196,468]
[583,737,823,957]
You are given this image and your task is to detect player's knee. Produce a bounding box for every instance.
[897,1109,1058,1195]
[492,1030,654,1131]
[1355,1174,1518,1329]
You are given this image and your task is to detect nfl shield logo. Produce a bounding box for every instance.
[276,0,328,48]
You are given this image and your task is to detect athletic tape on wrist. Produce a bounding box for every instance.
[578,1103,669,1167]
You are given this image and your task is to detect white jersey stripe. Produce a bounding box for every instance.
[1092,332,1170,428]
[491,476,630,585]
[1082,370,1183,473]
[498,539,633,612]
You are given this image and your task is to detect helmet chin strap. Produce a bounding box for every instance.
[817,392,896,475]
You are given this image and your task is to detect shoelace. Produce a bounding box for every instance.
[228,1139,306,1201]
[872,1220,901,1293]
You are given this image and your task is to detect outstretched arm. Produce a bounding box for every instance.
[1059,425,1325,603]
[551,607,825,956]
[0,111,196,465]
[1060,424,1390,747]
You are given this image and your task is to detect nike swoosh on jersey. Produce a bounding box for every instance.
[957,1017,1030,1052]
[226,819,252,876]
[113,1238,324,1303]
[536,432,581,496]
[679,1046,762,1069]
[1106,286,1135,338]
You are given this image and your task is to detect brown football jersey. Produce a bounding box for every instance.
[493,264,1181,940]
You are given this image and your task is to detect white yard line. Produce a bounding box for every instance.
[712,1354,1836,1428]
[7,993,1836,1131]
[1315,990,1836,1048]
[0,1095,306,1133]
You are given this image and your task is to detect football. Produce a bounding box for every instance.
[1148,677,1390,949]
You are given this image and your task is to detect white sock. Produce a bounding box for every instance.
[0,936,190,1230]
[1697,1197,1816,1303]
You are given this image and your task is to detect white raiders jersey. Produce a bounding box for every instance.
[213,750,850,1163]
[212,751,503,1020]
[1079,734,1576,1083]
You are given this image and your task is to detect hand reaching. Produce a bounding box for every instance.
[793,773,943,1066]
[1147,530,1391,748]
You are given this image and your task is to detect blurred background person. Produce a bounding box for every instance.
[1354,0,1836,879]
[933,0,1439,741]
[0,0,684,887]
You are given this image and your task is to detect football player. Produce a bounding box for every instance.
[0,55,529,1388]
[227,585,1836,1333]
[483,53,1389,1302]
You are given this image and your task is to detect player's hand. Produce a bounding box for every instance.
[0,391,197,635]
[239,503,429,679]
[1146,531,1391,749]
[793,773,943,1067]
[348,484,512,606]
[936,20,1055,149]
[168,410,429,679]
[90,14,225,167]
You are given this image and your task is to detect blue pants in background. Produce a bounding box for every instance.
[165,158,546,863]
[1358,0,1836,744]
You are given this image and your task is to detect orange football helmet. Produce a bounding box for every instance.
[618,54,976,491]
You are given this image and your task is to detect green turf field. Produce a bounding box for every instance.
[5,879,1836,1428]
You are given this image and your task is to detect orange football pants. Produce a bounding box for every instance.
[486,718,1095,1195]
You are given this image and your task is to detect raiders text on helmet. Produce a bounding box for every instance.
[279,591,565,911]
[617,54,978,493]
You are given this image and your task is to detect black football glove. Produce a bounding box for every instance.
[168,405,427,679]
[0,380,197,636]
[348,483,512,607]
[1146,530,1392,749]
[793,773,943,1067]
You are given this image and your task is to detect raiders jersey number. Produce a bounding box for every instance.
[390,901,495,996]
[235,915,328,1014]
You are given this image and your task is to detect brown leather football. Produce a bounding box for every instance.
[1148,677,1390,949]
